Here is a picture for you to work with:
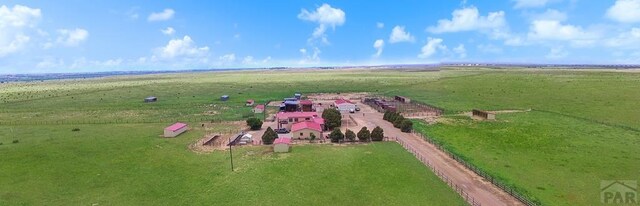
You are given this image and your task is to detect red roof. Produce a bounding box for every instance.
[313,117,325,125]
[276,112,318,120]
[165,122,187,132]
[291,121,323,132]
[335,98,354,105]
[300,100,313,105]
[255,104,265,109]
[274,138,292,144]
[247,99,254,103]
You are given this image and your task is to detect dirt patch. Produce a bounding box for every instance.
[306,92,371,101]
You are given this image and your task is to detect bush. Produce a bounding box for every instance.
[322,108,342,129]
[246,117,263,130]
[309,133,316,143]
[345,129,356,142]
[371,126,384,141]
[12,140,19,144]
[383,110,390,121]
[261,127,277,145]
[393,116,405,128]
[329,128,344,143]
[72,128,80,132]
[400,119,413,133]
[357,127,370,142]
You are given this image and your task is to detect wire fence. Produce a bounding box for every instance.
[395,137,481,206]
[409,131,539,206]
[0,117,230,126]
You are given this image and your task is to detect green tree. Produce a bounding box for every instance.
[357,127,370,142]
[345,129,356,142]
[322,108,342,129]
[246,117,263,130]
[329,128,345,143]
[393,115,405,128]
[383,110,390,121]
[371,126,384,141]
[261,127,278,145]
[400,119,413,133]
[309,132,316,143]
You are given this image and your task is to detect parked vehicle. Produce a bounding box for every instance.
[349,109,355,113]
[355,107,360,111]
[275,128,290,134]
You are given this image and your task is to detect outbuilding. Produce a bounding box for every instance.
[246,99,255,106]
[144,96,157,103]
[472,109,496,120]
[300,100,313,112]
[164,122,188,137]
[290,121,323,140]
[334,98,356,112]
[220,95,229,101]
[273,138,291,153]
[253,104,265,113]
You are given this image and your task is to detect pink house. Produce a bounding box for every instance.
[276,112,324,130]
[291,121,323,140]
[164,122,187,137]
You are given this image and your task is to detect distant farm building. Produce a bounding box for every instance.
[394,96,411,103]
[291,121,323,140]
[144,96,157,103]
[273,138,291,153]
[472,109,496,120]
[294,93,302,100]
[220,95,229,101]
[253,104,265,113]
[164,122,187,137]
[246,99,254,106]
[276,112,324,131]
[300,100,313,112]
[334,98,356,112]
[283,100,299,112]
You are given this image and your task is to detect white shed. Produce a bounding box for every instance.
[273,138,291,153]
[164,122,188,137]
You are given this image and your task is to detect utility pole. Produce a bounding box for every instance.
[229,137,234,171]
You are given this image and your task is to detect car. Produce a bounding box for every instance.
[275,128,290,134]
[349,109,355,113]
[355,107,360,111]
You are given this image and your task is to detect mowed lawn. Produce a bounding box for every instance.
[0,124,465,205]
[414,111,640,206]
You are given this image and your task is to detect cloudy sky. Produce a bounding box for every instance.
[1,0,640,73]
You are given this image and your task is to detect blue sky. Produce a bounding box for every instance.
[1,0,640,73]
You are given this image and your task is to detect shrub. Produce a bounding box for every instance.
[246,117,263,130]
[357,127,370,142]
[329,128,344,143]
[72,128,80,132]
[309,133,316,143]
[393,116,405,128]
[322,108,342,129]
[345,129,356,142]
[400,119,413,133]
[261,127,277,145]
[12,140,19,144]
[371,126,384,141]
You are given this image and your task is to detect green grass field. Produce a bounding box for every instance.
[0,124,464,205]
[1,68,639,205]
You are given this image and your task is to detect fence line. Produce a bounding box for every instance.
[0,117,228,126]
[395,137,481,206]
[407,131,539,206]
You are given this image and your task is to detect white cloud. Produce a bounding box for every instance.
[262,56,272,63]
[219,53,236,63]
[56,28,89,47]
[606,0,640,23]
[36,57,64,69]
[527,20,599,46]
[389,26,415,43]
[0,5,41,57]
[546,46,569,59]
[512,0,554,9]
[427,6,506,34]
[156,35,209,59]
[298,3,345,44]
[453,44,467,58]
[530,9,567,22]
[242,55,254,64]
[148,8,175,22]
[376,22,384,29]
[373,39,384,58]
[161,27,175,35]
[418,37,445,59]
[299,47,321,64]
[605,27,640,49]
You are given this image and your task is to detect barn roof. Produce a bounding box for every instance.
[335,98,354,105]
[255,104,265,109]
[274,138,292,144]
[165,122,187,132]
[300,100,313,105]
[276,112,318,119]
[291,121,323,132]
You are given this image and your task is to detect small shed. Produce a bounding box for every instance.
[294,93,302,100]
[144,96,157,103]
[300,100,313,112]
[164,122,188,137]
[472,109,496,120]
[220,95,229,101]
[253,104,265,113]
[246,99,255,106]
[394,96,411,103]
[273,138,291,153]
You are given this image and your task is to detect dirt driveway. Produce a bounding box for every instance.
[349,102,524,206]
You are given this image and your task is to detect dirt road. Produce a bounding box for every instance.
[352,102,524,206]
